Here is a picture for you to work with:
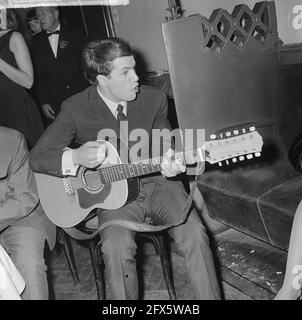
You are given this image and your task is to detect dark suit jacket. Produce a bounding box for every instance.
[31,25,89,117]
[29,85,173,182]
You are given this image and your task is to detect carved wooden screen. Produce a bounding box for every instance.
[201,2,274,55]
[162,1,278,139]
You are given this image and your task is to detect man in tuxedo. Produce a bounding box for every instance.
[31,6,88,126]
[29,37,221,300]
[0,126,56,299]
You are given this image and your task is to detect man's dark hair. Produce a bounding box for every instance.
[81,37,133,85]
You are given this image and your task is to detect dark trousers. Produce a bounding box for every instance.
[99,179,221,300]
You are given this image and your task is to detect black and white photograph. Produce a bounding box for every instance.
[1,0,302,307]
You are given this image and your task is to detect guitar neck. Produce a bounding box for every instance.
[96,128,263,184]
[98,149,200,184]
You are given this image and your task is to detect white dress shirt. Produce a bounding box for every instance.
[97,86,127,118]
[61,87,127,176]
[47,24,60,58]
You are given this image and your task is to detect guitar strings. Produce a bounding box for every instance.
[76,150,200,189]
[70,132,259,188]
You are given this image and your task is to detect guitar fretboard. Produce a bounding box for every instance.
[98,150,200,183]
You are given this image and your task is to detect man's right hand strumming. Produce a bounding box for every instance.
[72,141,107,168]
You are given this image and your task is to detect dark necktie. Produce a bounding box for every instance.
[47,30,60,37]
[116,104,127,124]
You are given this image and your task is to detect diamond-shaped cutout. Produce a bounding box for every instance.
[230,29,247,49]
[239,11,254,33]
[252,2,270,30]
[260,6,270,29]
[252,1,266,15]
[209,8,223,24]
[205,35,225,54]
[232,4,245,19]
[216,14,232,38]
[252,25,267,43]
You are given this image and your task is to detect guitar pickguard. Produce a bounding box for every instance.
[125,178,140,205]
[77,184,111,209]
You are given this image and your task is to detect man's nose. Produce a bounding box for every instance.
[131,70,139,82]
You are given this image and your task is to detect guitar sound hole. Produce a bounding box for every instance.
[81,168,104,192]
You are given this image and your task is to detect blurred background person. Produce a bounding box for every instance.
[24,9,42,99]
[0,8,44,150]
[31,6,88,126]
[0,126,56,299]
[25,9,42,39]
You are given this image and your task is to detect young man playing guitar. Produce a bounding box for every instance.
[29,37,221,300]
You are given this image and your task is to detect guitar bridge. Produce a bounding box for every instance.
[62,177,75,195]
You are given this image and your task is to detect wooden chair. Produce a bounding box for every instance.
[57,213,177,300]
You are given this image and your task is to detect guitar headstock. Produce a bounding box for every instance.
[204,127,263,166]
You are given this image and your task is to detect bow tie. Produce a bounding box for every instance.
[47,30,60,37]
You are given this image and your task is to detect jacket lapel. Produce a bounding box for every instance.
[56,27,68,63]
[127,98,142,135]
[88,87,120,136]
[41,31,56,61]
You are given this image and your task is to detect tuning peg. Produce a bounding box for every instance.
[247,154,253,159]
[255,152,261,157]
[210,134,216,140]
[226,160,229,165]
[239,156,245,161]
[242,128,246,133]
[220,134,223,139]
[249,126,256,132]
[233,130,239,135]
[232,158,237,163]
[218,162,222,166]
[226,132,231,137]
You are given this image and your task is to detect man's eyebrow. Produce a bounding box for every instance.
[120,64,136,70]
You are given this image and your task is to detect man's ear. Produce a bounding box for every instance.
[96,74,108,87]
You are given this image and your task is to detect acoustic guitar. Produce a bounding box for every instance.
[34,127,263,227]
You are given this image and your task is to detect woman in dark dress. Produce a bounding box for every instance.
[0,8,44,149]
